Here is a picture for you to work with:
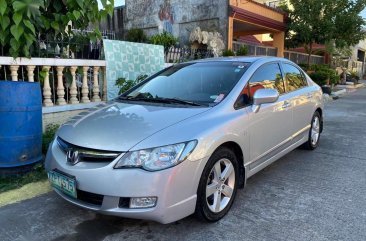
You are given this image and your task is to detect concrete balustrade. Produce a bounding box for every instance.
[0,57,107,107]
[26,65,35,82]
[81,66,90,103]
[56,66,66,106]
[92,66,101,102]
[10,65,19,81]
[69,66,79,104]
[42,66,53,107]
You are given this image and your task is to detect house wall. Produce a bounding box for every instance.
[99,6,125,39]
[124,0,229,46]
[351,39,366,62]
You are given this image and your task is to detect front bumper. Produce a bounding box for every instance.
[45,140,206,224]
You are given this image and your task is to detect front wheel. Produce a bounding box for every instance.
[302,111,321,150]
[195,147,239,222]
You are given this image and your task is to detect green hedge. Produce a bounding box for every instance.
[307,64,339,86]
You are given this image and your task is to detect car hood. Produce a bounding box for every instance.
[57,101,210,151]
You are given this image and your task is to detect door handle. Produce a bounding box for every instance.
[306,93,313,99]
[282,101,291,109]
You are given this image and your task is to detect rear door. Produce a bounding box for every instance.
[280,63,314,137]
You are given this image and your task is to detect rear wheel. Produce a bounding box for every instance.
[195,147,239,222]
[302,111,321,150]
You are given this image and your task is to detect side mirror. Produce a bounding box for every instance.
[252,88,279,113]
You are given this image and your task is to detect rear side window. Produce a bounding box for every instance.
[282,63,307,92]
[249,63,285,95]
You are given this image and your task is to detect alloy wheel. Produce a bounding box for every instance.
[311,116,320,146]
[205,158,236,213]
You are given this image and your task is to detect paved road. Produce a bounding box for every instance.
[1,88,366,241]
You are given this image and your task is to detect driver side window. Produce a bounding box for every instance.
[249,63,285,97]
[234,63,284,109]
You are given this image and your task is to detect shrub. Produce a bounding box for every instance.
[149,32,178,48]
[236,45,248,56]
[308,64,339,85]
[298,63,308,71]
[309,71,329,86]
[309,64,330,72]
[222,49,235,57]
[126,28,148,43]
[329,71,340,85]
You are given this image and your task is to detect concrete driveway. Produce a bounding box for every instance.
[1,88,366,241]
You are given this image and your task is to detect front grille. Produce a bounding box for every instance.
[56,137,121,163]
[77,189,104,206]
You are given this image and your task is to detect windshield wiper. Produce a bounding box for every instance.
[156,97,204,106]
[118,96,204,106]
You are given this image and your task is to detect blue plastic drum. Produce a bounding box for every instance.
[0,81,42,170]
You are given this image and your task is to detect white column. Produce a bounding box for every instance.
[10,65,19,81]
[102,66,107,101]
[92,66,101,102]
[26,65,36,82]
[69,66,79,104]
[81,66,90,103]
[56,66,66,105]
[42,66,53,107]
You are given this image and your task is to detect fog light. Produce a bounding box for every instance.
[130,197,157,208]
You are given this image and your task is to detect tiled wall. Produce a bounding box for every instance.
[103,40,165,100]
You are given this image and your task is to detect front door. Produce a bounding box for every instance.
[245,62,293,168]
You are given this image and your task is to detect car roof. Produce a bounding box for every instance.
[191,56,289,64]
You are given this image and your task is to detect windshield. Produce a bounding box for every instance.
[123,62,250,106]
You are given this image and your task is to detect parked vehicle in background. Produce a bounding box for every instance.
[45,57,324,223]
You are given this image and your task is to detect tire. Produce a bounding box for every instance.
[195,147,239,222]
[302,111,321,150]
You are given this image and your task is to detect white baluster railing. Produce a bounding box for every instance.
[0,57,107,107]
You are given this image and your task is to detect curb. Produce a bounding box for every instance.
[331,89,347,97]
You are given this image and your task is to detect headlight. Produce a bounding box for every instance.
[114,140,197,171]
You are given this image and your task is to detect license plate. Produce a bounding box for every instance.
[48,170,77,198]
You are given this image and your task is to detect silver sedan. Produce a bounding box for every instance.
[45,57,324,223]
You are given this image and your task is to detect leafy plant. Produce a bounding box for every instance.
[0,0,114,58]
[222,49,235,57]
[349,71,360,84]
[330,74,340,85]
[236,45,248,56]
[126,28,148,43]
[149,31,178,48]
[69,33,90,53]
[115,74,148,95]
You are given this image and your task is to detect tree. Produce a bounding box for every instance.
[286,0,366,66]
[0,0,114,58]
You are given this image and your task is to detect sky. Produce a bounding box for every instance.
[98,0,125,9]
[361,8,366,19]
